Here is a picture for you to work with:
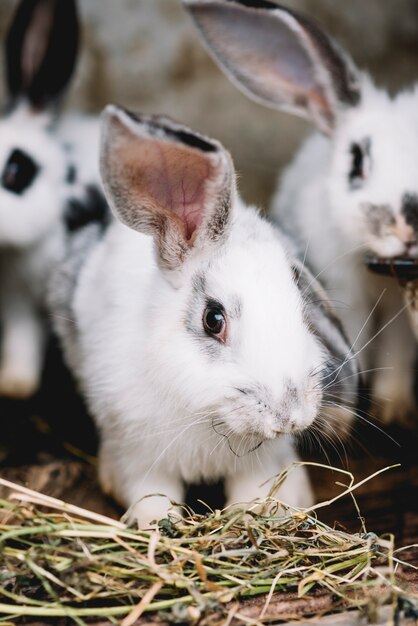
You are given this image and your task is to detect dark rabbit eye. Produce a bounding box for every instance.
[349,140,370,189]
[203,303,227,342]
[1,149,39,195]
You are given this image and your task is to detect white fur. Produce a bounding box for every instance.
[50,105,360,528]
[61,207,323,526]
[57,114,102,187]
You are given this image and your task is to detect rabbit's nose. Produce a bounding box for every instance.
[394,219,416,245]
[273,411,314,434]
[274,402,318,434]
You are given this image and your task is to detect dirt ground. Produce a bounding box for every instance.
[0,338,417,624]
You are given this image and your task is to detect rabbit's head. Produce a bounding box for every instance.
[184,0,418,258]
[0,0,79,247]
[100,106,357,450]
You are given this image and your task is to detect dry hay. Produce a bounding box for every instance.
[0,463,417,625]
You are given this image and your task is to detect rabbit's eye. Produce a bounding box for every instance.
[1,149,39,195]
[350,144,363,178]
[349,140,370,189]
[203,304,227,342]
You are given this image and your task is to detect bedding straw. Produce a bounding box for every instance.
[0,463,417,625]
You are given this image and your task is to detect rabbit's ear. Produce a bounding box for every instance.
[184,0,361,134]
[5,0,79,110]
[100,106,236,272]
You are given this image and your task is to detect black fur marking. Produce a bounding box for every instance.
[349,139,370,189]
[349,143,364,184]
[1,148,39,194]
[401,193,418,233]
[66,164,77,184]
[297,18,360,108]
[166,128,217,153]
[6,0,79,108]
[64,185,110,233]
[226,0,280,9]
[122,109,218,153]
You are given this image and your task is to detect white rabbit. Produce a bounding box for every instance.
[183,0,418,425]
[49,106,359,528]
[0,0,104,398]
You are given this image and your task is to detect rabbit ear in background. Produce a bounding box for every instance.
[184,0,361,134]
[100,105,236,272]
[5,0,79,110]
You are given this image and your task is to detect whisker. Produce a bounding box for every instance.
[323,300,409,389]
[322,401,400,447]
[322,366,392,391]
[50,313,76,325]
[296,237,311,287]
[139,412,220,485]
[301,242,367,299]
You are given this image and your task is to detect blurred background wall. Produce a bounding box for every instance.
[1,0,418,208]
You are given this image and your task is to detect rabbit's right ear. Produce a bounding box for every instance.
[184,0,361,134]
[100,106,236,274]
[5,0,79,110]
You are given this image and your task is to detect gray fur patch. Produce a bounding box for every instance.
[206,181,233,243]
[49,223,108,364]
[293,264,348,344]
[192,272,207,298]
[292,261,358,406]
[280,382,299,415]
[363,202,395,237]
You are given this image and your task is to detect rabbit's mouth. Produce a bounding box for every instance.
[364,230,418,259]
[210,382,322,444]
[211,416,264,458]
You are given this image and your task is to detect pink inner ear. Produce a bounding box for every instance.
[128,138,215,241]
[22,0,54,89]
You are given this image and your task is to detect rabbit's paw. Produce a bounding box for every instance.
[277,465,315,510]
[123,495,180,530]
[372,373,416,427]
[373,395,416,428]
[0,363,39,399]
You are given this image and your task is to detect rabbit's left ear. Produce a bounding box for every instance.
[100,106,236,273]
[184,0,361,134]
[5,0,79,110]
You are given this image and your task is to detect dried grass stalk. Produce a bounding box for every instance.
[0,464,417,625]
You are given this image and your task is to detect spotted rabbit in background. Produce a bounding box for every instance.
[184,0,418,425]
[0,0,104,398]
[49,106,359,527]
